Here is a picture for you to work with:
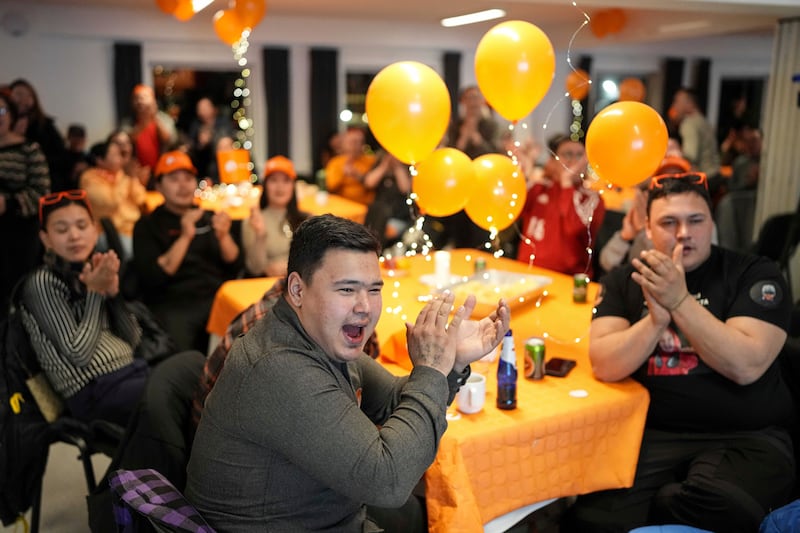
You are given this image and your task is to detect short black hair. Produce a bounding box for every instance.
[67,124,86,138]
[88,141,111,164]
[547,133,582,155]
[287,214,381,283]
[647,176,712,216]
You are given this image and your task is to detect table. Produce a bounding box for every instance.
[205,250,649,533]
[144,188,367,224]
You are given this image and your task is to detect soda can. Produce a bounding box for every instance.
[524,337,546,380]
[573,273,589,303]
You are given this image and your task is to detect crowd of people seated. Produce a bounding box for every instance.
[2,75,797,533]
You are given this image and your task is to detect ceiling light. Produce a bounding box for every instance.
[658,20,711,34]
[192,0,214,14]
[441,9,506,28]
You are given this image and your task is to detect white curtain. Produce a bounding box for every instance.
[753,17,800,299]
[754,17,800,229]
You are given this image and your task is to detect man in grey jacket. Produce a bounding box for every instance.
[185,214,510,532]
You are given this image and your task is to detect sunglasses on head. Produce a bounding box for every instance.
[38,189,89,223]
[649,172,708,191]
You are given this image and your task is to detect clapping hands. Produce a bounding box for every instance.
[80,251,120,297]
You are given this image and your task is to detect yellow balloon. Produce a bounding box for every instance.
[585,101,668,188]
[365,61,451,165]
[475,21,555,122]
[465,154,527,232]
[413,148,475,217]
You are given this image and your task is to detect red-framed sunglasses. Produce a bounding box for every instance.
[38,189,90,223]
[649,172,708,191]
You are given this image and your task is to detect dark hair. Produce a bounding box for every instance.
[40,192,94,230]
[646,177,712,215]
[676,87,698,106]
[546,133,583,155]
[0,93,18,127]
[67,124,86,138]
[258,177,306,231]
[88,141,112,164]
[287,214,380,283]
[9,79,45,125]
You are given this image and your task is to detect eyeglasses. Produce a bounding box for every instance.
[649,172,708,191]
[39,189,89,222]
[556,150,585,161]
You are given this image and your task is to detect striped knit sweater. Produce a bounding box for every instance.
[0,141,50,218]
[20,264,142,398]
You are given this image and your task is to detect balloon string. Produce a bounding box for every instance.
[566,2,591,75]
[542,0,592,176]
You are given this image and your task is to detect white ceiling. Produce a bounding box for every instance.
[27,0,800,46]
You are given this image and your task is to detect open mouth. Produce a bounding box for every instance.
[342,324,366,345]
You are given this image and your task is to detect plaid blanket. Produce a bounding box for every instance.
[110,469,215,533]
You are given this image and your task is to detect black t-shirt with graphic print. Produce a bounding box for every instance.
[595,246,794,432]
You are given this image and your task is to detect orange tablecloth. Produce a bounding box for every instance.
[145,189,367,224]
[206,277,280,337]
[297,191,367,223]
[205,250,649,532]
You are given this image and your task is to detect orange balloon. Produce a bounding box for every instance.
[475,21,555,122]
[585,101,668,188]
[566,69,590,100]
[590,10,610,38]
[173,0,194,21]
[606,9,627,34]
[465,154,527,232]
[619,77,645,102]
[155,0,178,15]
[234,0,267,29]
[213,9,246,45]
[413,148,475,217]
[365,61,450,165]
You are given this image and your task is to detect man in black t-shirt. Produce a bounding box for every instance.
[563,173,795,533]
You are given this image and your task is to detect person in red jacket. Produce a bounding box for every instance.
[516,134,605,278]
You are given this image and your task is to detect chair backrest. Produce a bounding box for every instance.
[752,213,795,261]
[110,469,215,533]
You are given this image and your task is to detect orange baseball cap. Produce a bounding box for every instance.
[655,155,691,175]
[155,151,197,177]
[263,155,297,180]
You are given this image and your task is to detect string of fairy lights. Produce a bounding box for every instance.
[230,30,258,183]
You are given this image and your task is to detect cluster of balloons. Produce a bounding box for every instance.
[413,150,527,232]
[365,21,553,232]
[585,101,668,188]
[154,0,267,45]
[364,18,666,233]
[364,61,526,232]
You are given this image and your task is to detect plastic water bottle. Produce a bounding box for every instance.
[496,329,517,410]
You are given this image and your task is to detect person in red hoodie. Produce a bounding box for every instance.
[516,134,605,278]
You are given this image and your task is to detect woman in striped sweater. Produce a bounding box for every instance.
[19,190,148,425]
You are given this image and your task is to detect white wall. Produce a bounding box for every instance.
[0,1,775,175]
